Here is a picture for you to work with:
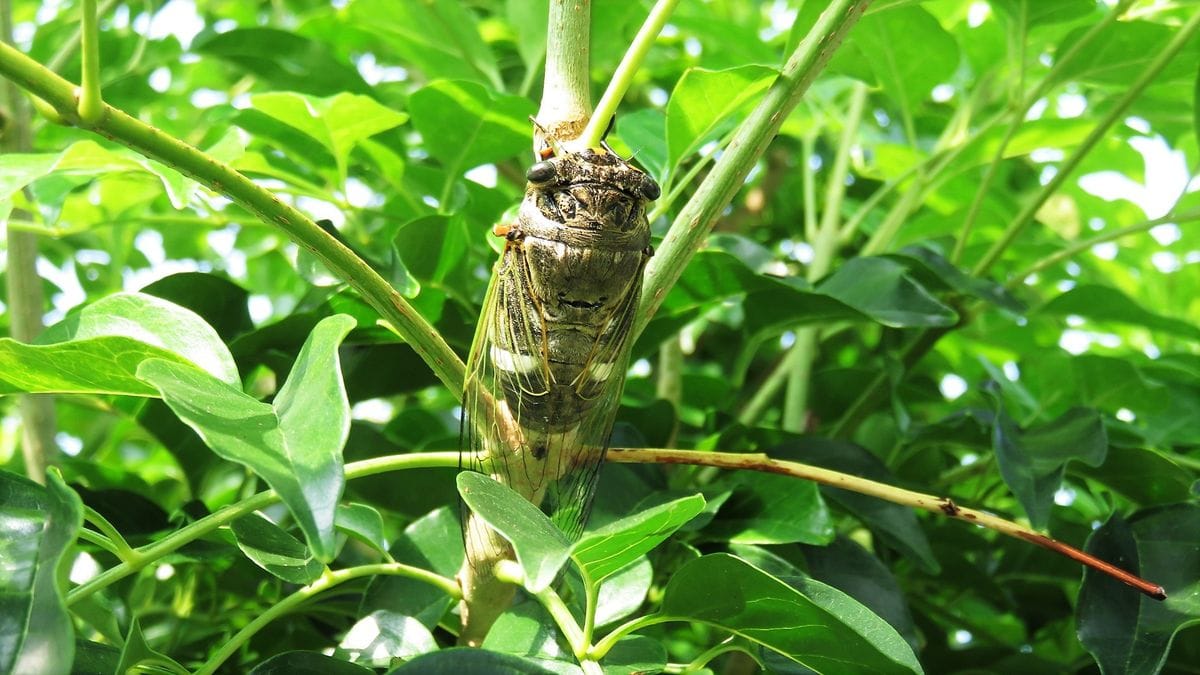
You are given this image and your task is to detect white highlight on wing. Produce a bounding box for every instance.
[589,361,615,382]
[490,346,541,374]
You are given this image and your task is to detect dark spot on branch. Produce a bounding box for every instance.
[938,497,960,517]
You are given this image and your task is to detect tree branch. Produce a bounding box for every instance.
[0,41,467,398]
[635,0,872,337]
[607,448,1166,600]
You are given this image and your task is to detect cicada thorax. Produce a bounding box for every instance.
[492,149,659,441]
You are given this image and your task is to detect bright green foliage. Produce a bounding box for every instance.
[1,0,1198,673]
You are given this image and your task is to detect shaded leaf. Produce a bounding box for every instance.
[115,618,188,675]
[571,493,704,583]
[0,470,82,675]
[249,651,375,675]
[0,292,238,396]
[138,315,355,561]
[384,647,562,674]
[457,472,571,592]
[362,506,462,628]
[993,406,1108,529]
[666,66,776,171]
[1078,505,1200,675]
[336,502,389,556]
[230,513,325,584]
[658,554,923,674]
[409,81,535,172]
[194,28,371,95]
[601,635,666,675]
[818,257,959,328]
[1038,285,1200,342]
[336,610,437,667]
[706,472,833,545]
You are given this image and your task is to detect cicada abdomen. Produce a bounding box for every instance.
[458,147,659,643]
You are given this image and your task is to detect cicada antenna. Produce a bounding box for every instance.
[529,116,561,159]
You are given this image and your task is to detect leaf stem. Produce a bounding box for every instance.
[77,0,103,124]
[82,506,140,563]
[66,452,460,604]
[634,0,871,338]
[606,448,1167,600]
[576,0,682,149]
[588,613,673,660]
[783,82,868,431]
[0,41,467,399]
[193,563,460,675]
[971,8,1200,278]
[1006,207,1200,288]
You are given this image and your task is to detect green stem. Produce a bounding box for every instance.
[783,82,867,432]
[194,563,460,675]
[971,9,1200,278]
[576,0,682,149]
[950,0,1135,265]
[77,0,103,124]
[535,583,586,657]
[634,0,871,338]
[802,132,818,242]
[75,528,124,560]
[0,42,467,398]
[2,0,56,484]
[589,613,673,659]
[650,147,716,222]
[580,567,600,655]
[83,506,140,563]
[681,640,753,673]
[67,452,460,604]
[1006,206,1200,289]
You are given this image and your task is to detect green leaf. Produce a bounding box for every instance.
[456,472,571,592]
[993,406,1108,529]
[1053,20,1199,87]
[140,272,253,343]
[0,470,82,675]
[349,0,503,88]
[362,506,462,629]
[600,636,666,675]
[592,557,653,628]
[335,502,389,556]
[336,610,437,667]
[614,109,667,183]
[194,28,371,96]
[1074,446,1193,506]
[1038,285,1200,342]
[507,0,549,72]
[383,648,562,674]
[570,494,703,583]
[991,0,1094,27]
[832,6,958,118]
[230,513,325,584]
[706,473,834,545]
[409,80,536,173]
[250,92,408,181]
[658,554,923,674]
[0,292,239,397]
[250,651,375,674]
[818,257,959,328]
[666,66,776,172]
[1078,505,1200,675]
[891,246,1026,315]
[801,537,920,650]
[0,141,193,208]
[138,314,355,561]
[115,618,189,675]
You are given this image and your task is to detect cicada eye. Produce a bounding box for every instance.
[527,161,556,184]
[639,176,661,201]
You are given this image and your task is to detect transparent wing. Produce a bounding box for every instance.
[461,239,646,555]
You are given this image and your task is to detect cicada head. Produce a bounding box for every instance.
[525,148,660,232]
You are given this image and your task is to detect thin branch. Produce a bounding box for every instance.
[607,448,1166,600]
[194,563,460,675]
[972,9,1200,277]
[0,41,467,398]
[77,0,103,124]
[635,0,872,338]
[67,452,461,605]
[576,0,682,149]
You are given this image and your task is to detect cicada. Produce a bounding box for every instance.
[458,146,660,643]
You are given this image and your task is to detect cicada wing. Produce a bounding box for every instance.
[460,242,554,567]
[541,258,647,540]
